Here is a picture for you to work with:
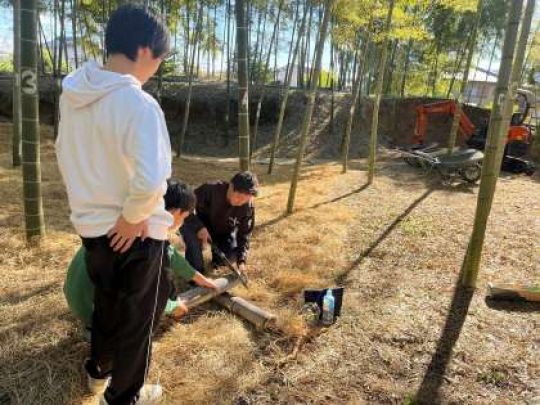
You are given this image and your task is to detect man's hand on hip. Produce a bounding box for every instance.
[108,215,149,253]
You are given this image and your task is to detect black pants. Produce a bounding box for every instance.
[180,226,238,273]
[81,236,170,405]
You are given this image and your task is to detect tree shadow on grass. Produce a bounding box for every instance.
[414,270,475,404]
[0,334,88,404]
[335,188,434,285]
[0,281,59,306]
[307,183,370,210]
[255,183,370,234]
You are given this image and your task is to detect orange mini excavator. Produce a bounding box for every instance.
[412,90,536,175]
[413,100,476,144]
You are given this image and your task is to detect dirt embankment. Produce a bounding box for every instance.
[0,75,491,158]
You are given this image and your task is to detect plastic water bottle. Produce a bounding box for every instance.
[321,289,335,326]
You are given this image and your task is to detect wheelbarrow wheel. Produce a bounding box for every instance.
[461,163,482,183]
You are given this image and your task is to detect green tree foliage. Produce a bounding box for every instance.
[23,0,512,99]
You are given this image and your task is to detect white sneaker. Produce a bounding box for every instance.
[97,383,162,404]
[83,359,110,395]
[135,384,163,404]
[88,373,110,396]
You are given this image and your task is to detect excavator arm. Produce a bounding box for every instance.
[413,100,476,145]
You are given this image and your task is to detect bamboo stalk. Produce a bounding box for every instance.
[446,0,484,155]
[477,34,499,106]
[222,0,231,147]
[342,27,370,174]
[71,0,78,68]
[329,18,335,136]
[20,0,45,241]
[236,0,251,171]
[367,0,394,185]
[461,0,527,288]
[445,39,468,99]
[252,0,284,160]
[400,38,412,97]
[176,3,203,158]
[267,1,307,175]
[286,0,333,214]
[12,0,22,167]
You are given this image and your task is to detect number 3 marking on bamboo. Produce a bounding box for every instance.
[21,70,37,95]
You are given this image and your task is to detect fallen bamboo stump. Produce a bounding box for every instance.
[176,275,277,329]
[487,283,540,302]
[214,292,276,329]
[177,274,240,309]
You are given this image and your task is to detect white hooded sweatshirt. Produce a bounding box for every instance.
[56,61,173,240]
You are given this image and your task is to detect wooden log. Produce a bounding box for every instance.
[177,274,240,309]
[487,283,540,302]
[213,292,276,329]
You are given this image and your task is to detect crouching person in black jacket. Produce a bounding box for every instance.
[180,171,258,275]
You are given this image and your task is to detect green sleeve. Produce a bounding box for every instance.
[167,245,197,280]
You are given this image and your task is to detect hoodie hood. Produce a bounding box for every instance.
[61,61,141,109]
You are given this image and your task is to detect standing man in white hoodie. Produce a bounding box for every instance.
[56,6,172,404]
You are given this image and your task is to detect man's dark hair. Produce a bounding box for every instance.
[164,179,196,212]
[230,171,259,196]
[105,5,170,61]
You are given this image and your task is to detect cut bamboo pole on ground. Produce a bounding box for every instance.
[487,283,540,302]
[175,275,276,329]
[367,0,394,185]
[214,292,276,329]
[461,0,527,288]
[176,274,241,309]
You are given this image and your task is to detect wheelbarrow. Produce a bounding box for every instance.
[401,147,484,183]
[403,143,439,167]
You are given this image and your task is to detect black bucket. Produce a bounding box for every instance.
[303,287,344,320]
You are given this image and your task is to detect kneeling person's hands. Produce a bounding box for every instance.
[171,300,189,320]
[192,272,219,290]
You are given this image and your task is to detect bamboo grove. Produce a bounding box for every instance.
[9,0,538,285]
[9,0,522,117]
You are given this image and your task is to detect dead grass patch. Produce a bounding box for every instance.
[0,123,538,404]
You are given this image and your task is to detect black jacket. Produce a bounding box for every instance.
[184,181,255,263]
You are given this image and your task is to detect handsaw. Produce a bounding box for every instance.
[211,242,249,288]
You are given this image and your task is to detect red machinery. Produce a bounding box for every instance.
[412,99,533,147]
[410,92,536,175]
[413,100,476,145]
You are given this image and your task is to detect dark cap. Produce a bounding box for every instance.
[230,171,259,196]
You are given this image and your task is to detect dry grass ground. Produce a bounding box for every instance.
[0,122,538,404]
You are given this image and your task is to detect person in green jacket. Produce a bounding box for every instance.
[64,179,218,330]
